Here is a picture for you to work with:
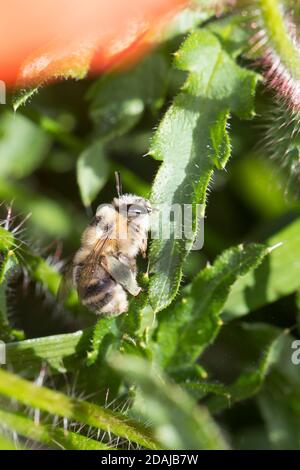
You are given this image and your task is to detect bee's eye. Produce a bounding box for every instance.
[127,204,145,217]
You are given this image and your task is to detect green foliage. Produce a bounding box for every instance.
[148,29,258,313]
[12,87,40,113]
[224,218,300,319]
[0,408,112,450]
[0,368,158,450]
[6,329,89,374]
[257,330,300,449]
[77,141,108,207]
[111,354,229,450]
[0,433,20,450]
[87,53,168,139]
[0,0,300,451]
[260,104,300,193]
[0,111,50,179]
[153,244,269,371]
[204,324,286,412]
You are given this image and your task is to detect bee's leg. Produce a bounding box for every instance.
[140,237,148,258]
[118,253,137,276]
[103,255,141,296]
[122,255,143,294]
[120,255,142,294]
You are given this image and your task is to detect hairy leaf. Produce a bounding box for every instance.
[148,29,259,313]
[12,87,40,112]
[154,244,268,370]
[207,13,252,57]
[6,329,91,374]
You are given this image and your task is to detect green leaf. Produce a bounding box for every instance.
[162,7,212,40]
[22,107,84,153]
[258,387,300,450]
[204,325,286,413]
[258,330,300,449]
[12,87,40,112]
[224,217,300,320]
[86,317,117,366]
[110,354,229,450]
[190,321,300,446]
[87,53,168,139]
[6,329,91,375]
[207,13,252,57]
[77,141,109,207]
[148,29,259,313]
[0,111,50,179]
[154,243,268,370]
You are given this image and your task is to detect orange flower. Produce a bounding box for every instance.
[0,0,188,87]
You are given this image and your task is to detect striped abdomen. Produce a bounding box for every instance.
[73,263,128,316]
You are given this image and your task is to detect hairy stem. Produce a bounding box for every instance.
[0,408,112,450]
[259,0,300,81]
[0,368,159,450]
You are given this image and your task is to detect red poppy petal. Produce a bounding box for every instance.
[0,0,188,87]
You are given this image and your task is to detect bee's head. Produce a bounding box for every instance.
[113,194,152,221]
[113,173,151,229]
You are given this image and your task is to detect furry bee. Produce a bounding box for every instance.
[68,173,152,316]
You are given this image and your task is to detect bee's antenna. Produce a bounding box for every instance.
[115,171,122,197]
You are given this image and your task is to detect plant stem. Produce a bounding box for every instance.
[0,433,20,450]
[0,368,159,450]
[259,0,300,81]
[0,408,112,450]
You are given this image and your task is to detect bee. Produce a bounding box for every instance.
[64,172,152,316]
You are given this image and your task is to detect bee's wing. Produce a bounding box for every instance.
[72,230,141,296]
[78,231,113,283]
[101,255,141,296]
[58,230,114,303]
[57,260,75,304]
